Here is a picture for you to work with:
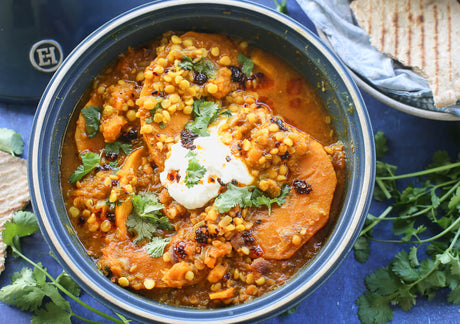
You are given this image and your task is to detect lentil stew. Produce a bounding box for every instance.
[60,32,346,308]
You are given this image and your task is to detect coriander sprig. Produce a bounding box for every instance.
[0,211,130,324]
[354,132,460,324]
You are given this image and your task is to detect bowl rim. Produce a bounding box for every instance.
[29,0,375,323]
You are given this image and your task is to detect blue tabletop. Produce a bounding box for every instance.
[1,1,459,323]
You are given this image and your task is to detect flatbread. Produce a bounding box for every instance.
[0,151,30,274]
[350,0,460,108]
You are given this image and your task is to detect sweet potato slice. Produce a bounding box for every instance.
[251,136,337,260]
[140,111,190,170]
[74,98,105,154]
[114,147,145,238]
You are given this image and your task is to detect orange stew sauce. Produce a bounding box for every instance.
[60,32,345,308]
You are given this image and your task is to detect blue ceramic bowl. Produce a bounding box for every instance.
[29,1,375,323]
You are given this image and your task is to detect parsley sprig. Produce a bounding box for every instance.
[0,211,129,324]
[355,132,460,324]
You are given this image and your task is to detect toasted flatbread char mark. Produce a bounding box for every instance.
[75,99,105,154]
[251,136,337,260]
[99,238,205,289]
[115,147,145,238]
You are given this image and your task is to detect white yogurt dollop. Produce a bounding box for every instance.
[160,129,253,209]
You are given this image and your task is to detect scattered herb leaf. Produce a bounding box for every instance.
[127,192,173,242]
[214,183,289,214]
[81,106,101,138]
[178,56,217,79]
[105,142,132,155]
[238,53,254,77]
[145,237,171,258]
[0,128,24,156]
[185,99,220,136]
[185,156,207,188]
[69,152,101,183]
[2,211,39,249]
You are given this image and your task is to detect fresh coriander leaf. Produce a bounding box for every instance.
[145,102,162,123]
[0,128,24,156]
[2,211,39,248]
[448,187,460,211]
[251,188,278,214]
[41,283,71,312]
[178,56,217,79]
[31,301,72,324]
[220,110,232,117]
[81,106,101,138]
[159,122,167,129]
[56,272,81,297]
[356,292,394,324]
[365,266,401,295]
[374,131,388,159]
[408,246,420,267]
[126,214,159,243]
[105,142,133,155]
[185,157,206,188]
[238,53,254,77]
[214,184,254,213]
[0,266,45,312]
[273,0,288,14]
[127,192,173,242]
[145,237,171,258]
[194,58,217,79]
[69,151,101,183]
[276,184,290,205]
[132,192,164,219]
[178,55,194,70]
[185,100,220,136]
[185,150,198,158]
[391,250,419,282]
[448,286,460,304]
[354,236,371,264]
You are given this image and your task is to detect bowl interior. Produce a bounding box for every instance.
[29,1,374,323]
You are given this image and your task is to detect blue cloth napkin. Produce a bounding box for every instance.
[296,0,459,115]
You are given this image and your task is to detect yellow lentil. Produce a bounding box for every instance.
[118,277,130,287]
[69,206,80,218]
[144,279,156,289]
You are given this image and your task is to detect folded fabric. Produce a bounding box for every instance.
[296,0,460,114]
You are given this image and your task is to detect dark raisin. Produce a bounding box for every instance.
[242,231,255,244]
[194,72,208,85]
[250,246,264,258]
[111,179,119,187]
[195,224,210,244]
[96,164,112,172]
[180,129,198,150]
[105,152,118,160]
[228,65,245,83]
[293,179,313,194]
[270,117,288,131]
[78,217,85,226]
[223,272,231,281]
[106,212,116,224]
[174,241,187,259]
[280,152,290,160]
[120,129,138,142]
